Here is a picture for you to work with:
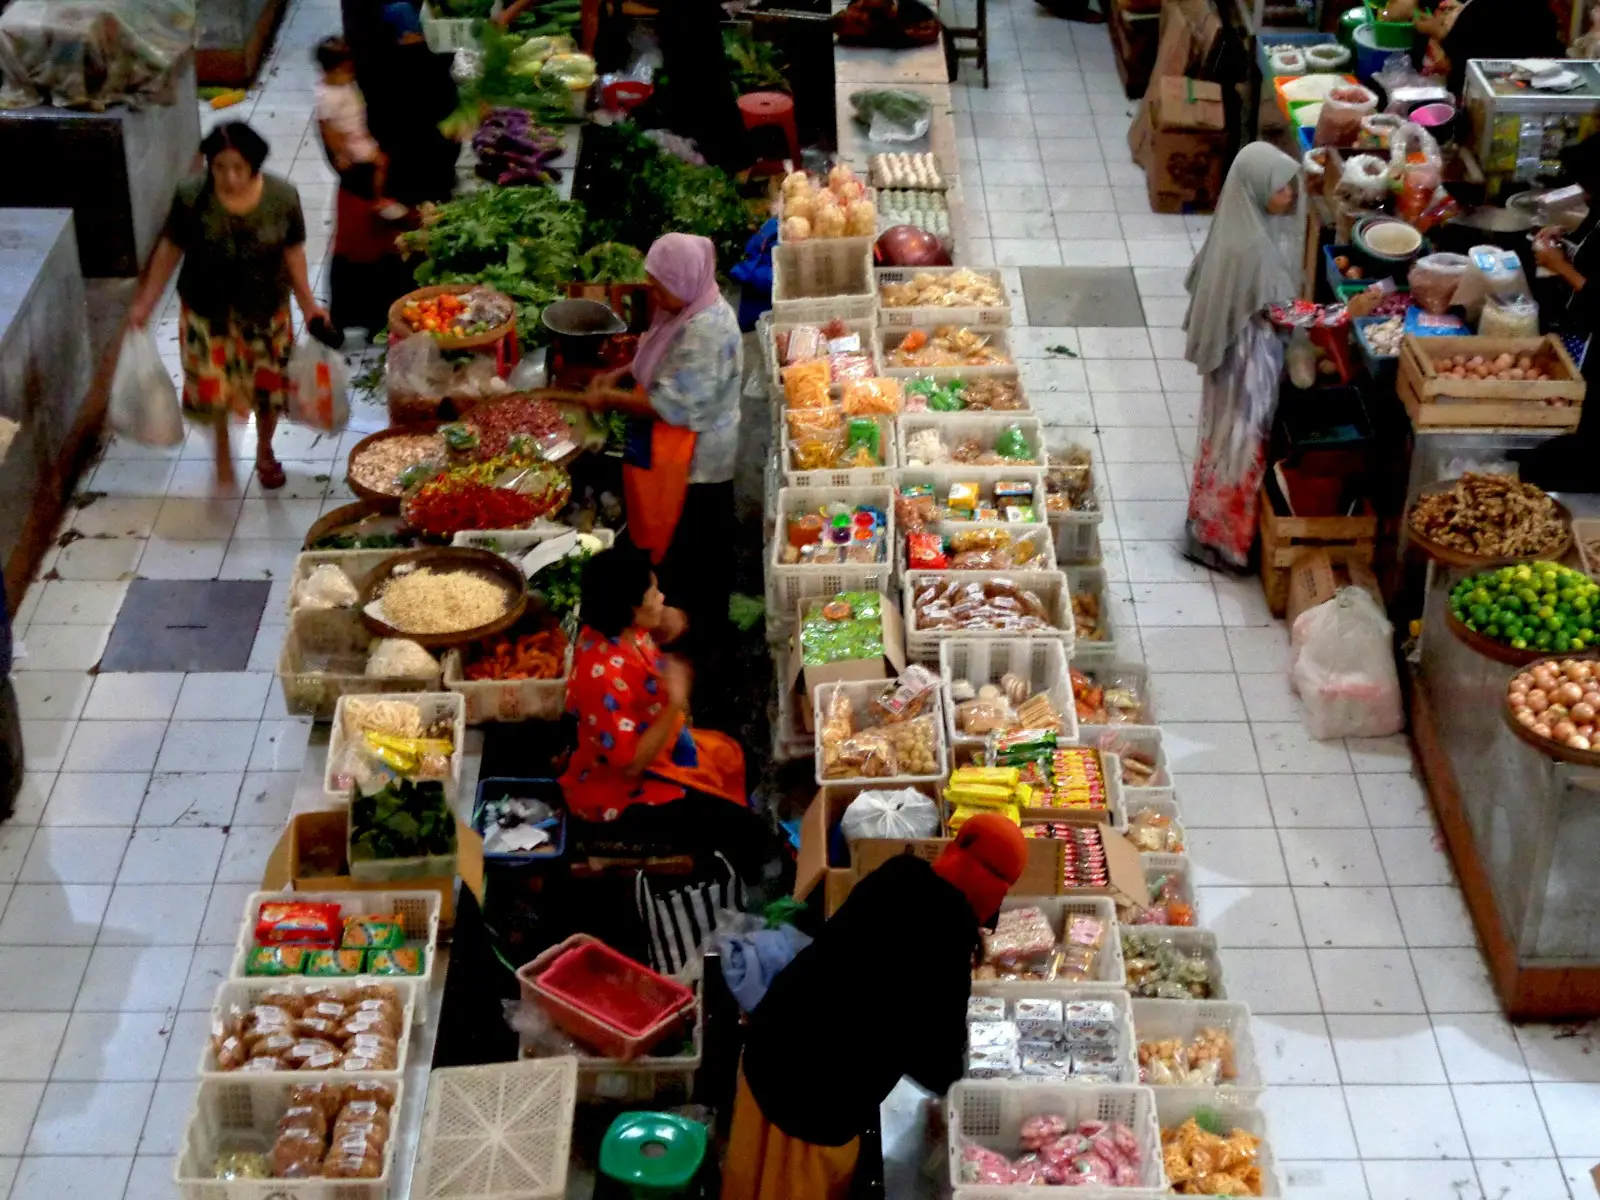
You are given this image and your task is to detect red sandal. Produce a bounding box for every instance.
[256,457,286,490]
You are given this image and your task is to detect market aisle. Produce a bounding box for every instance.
[0,1,1596,1198]
[948,5,1596,1198]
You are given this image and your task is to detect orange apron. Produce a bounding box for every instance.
[624,416,697,565]
[647,712,746,807]
[722,1065,859,1200]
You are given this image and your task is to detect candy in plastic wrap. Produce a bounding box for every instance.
[1064,999,1117,1045]
[967,995,1008,1021]
[1013,998,1063,1039]
[968,1019,1019,1051]
[959,1142,1016,1185]
[966,1043,1021,1079]
[981,906,1056,966]
[1018,1040,1073,1079]
[1072,1046,1122,1076]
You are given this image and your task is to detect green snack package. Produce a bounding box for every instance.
[994,424,1033,460]
[305,948,367,977]
[245,944,310,976]
[342,915,406,951]
[439,422,479,453]
[366,948,426,976]
[844,417,881,462]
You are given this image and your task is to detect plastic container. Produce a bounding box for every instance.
[285,550,398,619]
[771,240,876,322]
[903,521,1056,576]
[969,981,1137,1083]
[767,484,896,624]
[1043,429,1106,565]
[228,889,443,1001]
[472,777,567,866]
[876,265,1012,329]
[903,568,1076,662]
[1130,999,1263,1093]
[1150,1089,1280,1194]
[440,639,575,724]
[987,895,1126,989]
[1123,796,1186,856]
[880,327,1014,378]
[276,606,437,722]
[520,984,705,1105]
[1081,723,1173,799]
[199,978,417,1079]
[782,412,899,489]
[938,637,1076,754]
[1064,565,1119,663]
[946,1082,1164,1192]
[1070,659,1155,728]
[326,691,467,830]
[778,188,879,245]
[1362,1,1414,48]
[1354,315,1401,384]
[1140,852,1197,923]
[412,1059,576,1200]
[766,315,881,396]
[517,934,695,1061]
[812,679,948,787]
[177,1077,405,1200]
[898,412,1046,470]
[421,1,477,52]
[897,366,1030,410]
[1121,927,1227,1000]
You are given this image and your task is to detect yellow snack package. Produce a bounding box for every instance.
[947,481,980,512]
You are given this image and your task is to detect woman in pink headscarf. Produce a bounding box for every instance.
[581,233,743,657]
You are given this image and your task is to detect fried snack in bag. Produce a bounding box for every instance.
[782,359,831,408]
[840,377,904,415]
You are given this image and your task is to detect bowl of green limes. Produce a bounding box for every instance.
[1447,561,1600,666]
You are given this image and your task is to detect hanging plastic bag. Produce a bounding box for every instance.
[287,339,349,432]
[840,787,940,840]
[108,327,183,447]
[1289,587,1404,740]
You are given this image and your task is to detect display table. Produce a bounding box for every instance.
[1414,562,1600,1018]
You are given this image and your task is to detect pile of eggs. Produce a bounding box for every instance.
[1507,658,1600,752]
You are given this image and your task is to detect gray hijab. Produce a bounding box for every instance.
[1183,142,1301,375]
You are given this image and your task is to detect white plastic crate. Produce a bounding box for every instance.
[948,1082,1164,1192]
[767,315,880,388]
[986,895,1125,989]
[176,1076,406,1200]
[1149,1088,1280,1195]
[421,1,478,52]
[1064,566,1120,663]
[198,977,418,1079]
[1121,927,1227,1001]
[1081,724,1173,800]
[896,465,1049,523]
[938,638,1077,755]
[898,366,1029,410]
[276,606,437,722]
[441,641,573,724]
[877,266,1012,329]
[898,412,1046,469]
[412,1059,577,1200]
[228,890,442,1000]
[520,984,705,1104]
[285,550,398,617]
[1043,430,1107,566]
[1070,660,1155,729]
[901,521,1057,577]
[326,691,467,809]
[881,326,1015,378]
[1123,796,1186,856]
[767,485,896,620]
[1130,999,1263,1093]
[813,679,948,787]
[904,569,1075,663]
[772,240,876,321]
[782,412,899,488]
[777,191,879,244]
[967,985,1137,1084]
[1140,852,1197,925]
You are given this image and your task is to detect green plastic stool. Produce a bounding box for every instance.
[599,1112,709,1199]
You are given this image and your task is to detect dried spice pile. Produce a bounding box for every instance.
[1409,473,1568,559]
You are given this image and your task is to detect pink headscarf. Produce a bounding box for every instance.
[630,233,722,388]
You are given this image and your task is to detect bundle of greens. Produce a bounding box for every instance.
[444,24,574,136]
[578,242,646,283]
[350,779,458,863]
[723,27,788,94]
[576,123,756,269]
[401,186,587,346]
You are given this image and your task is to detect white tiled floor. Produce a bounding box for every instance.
[2,0,1597,1197]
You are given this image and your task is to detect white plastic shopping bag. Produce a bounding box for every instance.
[287,339,349,433]
[1289,586,1404,740]
[108,327,183,447]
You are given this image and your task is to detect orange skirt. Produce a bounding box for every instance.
[721,1067,859,1200]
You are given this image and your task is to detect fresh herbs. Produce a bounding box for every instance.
[722,27,788,94]
[531,544,596,628]
[578,241,647,283]
[447,24,575,131]
[350,779,458,862]
[576,123,756,269]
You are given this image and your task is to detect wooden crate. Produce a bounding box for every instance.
[1397,334,1586,430]
[1258,487,1377,617]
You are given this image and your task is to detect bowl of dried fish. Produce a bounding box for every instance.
[1406,473,1571,569]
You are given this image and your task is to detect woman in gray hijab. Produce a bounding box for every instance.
[1182,142,1301,571]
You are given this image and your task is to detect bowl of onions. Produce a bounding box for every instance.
[1504,657,1600,766]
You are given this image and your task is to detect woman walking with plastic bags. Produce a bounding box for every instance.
[128,121,329,491]
[1181,142,1300,572]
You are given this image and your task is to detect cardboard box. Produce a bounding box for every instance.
[787,591,906,733]
[794,786,1148,915]
[263,807,481,930]
[1153,76,1223,131]
[1287,549,1383,629]
[1143,76,1226,211]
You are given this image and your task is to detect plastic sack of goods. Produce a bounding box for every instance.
[1290,587,1404,740]
[0,0,196,110]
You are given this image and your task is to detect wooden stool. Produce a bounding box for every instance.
[737,90,801,174]
[944,0,988,87]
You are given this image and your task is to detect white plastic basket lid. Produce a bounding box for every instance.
[413,1057,578,1200]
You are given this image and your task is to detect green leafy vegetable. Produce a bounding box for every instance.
[722,28,789,94]
[578,242,647,283]
[729,593,765,632]
[446,24,575,134]
[350,779,458,861]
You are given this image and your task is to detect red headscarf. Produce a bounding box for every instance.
[932,814,1029,923]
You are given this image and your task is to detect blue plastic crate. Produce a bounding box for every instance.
[1353,315,1401,385]
[473,777,567,866]
[1322,244,1368,299]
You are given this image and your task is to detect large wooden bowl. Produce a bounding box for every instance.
[1406,479,1572,569]
[358,547,528,649]
[388,284,518,352]
[1445,605,1547,667]
[1500,655,1600,768]
[346,424,446,512]
[301,501,415,551]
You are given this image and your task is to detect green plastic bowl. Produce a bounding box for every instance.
[1362,1,1415,49]
[1338,5,1367,47]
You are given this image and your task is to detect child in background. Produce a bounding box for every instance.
[313,37,406,220]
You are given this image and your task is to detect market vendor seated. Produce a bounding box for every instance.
[560,547,773,877]
[577,233,742,660]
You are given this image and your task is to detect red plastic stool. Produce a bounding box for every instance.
[737,90,800,175]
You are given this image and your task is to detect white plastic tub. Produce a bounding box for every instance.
[938,637,1076,755]
[813,679,948,787]
[1130,999,1264,1093]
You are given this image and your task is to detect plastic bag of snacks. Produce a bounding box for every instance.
[782,359,831,407]
[840,377,903,415]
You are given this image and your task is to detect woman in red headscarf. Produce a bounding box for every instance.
[580,233,743,657]
[723,815,1030,1200]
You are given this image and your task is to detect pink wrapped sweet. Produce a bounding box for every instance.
[1009,1153,1048,1185]
[958,1143,1014,1185]
[1018,1113,1069,1151]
